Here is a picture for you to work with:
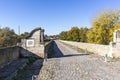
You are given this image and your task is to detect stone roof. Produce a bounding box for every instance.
[26,27,42,39]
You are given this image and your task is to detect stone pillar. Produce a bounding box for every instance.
[113,30,117,42]
[113,30,120,42]
[40,29,44,44]
[109,30,120,58]
[117,30,120,43]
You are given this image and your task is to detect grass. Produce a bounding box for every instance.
[45,41,52,46]
[45,41,50,45]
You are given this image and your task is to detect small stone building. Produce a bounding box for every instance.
[21,27,45,58]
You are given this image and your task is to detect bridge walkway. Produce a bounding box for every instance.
[38,40,120,80]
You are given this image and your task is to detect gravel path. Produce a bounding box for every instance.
[38,40,120,80]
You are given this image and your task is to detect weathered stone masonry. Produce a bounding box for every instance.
[60,40,109,57]
[0,46,19,68]
[21,27,45,58]
[60,30,120,58]
[109,30,120,58]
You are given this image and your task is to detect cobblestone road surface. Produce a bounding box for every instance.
[38,40,120,80]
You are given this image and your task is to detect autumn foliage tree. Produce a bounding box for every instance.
[59,27,88,42]
[87,10,120,45]
[67,27,80,41]
[79,27,88,42]
[59,10,120,45]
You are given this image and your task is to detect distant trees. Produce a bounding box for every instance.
[0,27,29,48]
[17,32,29,42]
[79,28,88,42]
[59,27,88,42]
[59,31,67,40]
[59,10,120,45]
[67,27,79,41]
[0,27,18,47]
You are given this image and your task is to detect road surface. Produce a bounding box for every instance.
[38,40,120,80]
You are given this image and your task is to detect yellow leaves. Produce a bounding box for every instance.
[114,24,120,30]
[60,9,120,45]
[67,27,80,41]
[88,9,120,45]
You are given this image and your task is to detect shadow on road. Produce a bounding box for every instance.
[63,54,89,57]
[48,41,89,58]
[48,41,64,58]
[11,48,44,80]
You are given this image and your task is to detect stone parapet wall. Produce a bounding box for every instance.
[0,46,19,68]
[26,45,44,58]
[29,30,40,47]
[21,45,44,58]
[45,41,54,54]
[60,40,109,56]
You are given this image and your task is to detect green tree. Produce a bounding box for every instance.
[0,27,18,47]
[67,27,79,41]
[59,31,68,40]
[79,27,89,42]
[17,32,29,42]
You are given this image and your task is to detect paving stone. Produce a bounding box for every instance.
[38,40,120,80]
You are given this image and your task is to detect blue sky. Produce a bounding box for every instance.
[0,0,120,35]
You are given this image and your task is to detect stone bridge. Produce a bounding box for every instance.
[0,28,120,80]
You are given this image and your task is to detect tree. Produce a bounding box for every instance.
[17,32,29,42]
[59,31,68,40]
[87,10,120,45]
[79,27,89,42]
[0,27,18,47]
[67,27,79,41]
